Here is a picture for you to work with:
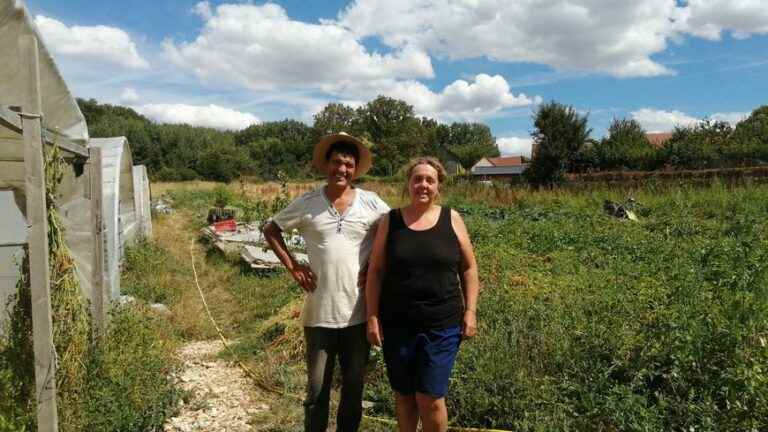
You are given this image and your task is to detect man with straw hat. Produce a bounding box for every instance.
[263,132,390,432]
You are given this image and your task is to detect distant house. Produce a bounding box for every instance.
[646,132,673,148]
[437,151,465,175]
[471,156,531,180]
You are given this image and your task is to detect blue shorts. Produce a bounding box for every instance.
[381,325,461,398]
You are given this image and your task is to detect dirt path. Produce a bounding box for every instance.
[164,340,270,432]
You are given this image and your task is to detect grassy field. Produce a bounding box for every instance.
[148,179,768,431]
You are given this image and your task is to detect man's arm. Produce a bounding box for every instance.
[262,221,316,292]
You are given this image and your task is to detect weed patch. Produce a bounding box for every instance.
[83,305,181,431]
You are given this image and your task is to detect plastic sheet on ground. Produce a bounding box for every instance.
[201,222,306,271]
[242,245,308,270]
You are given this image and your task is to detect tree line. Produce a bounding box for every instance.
[526,102,768,186]
[79,97,768,185]
[78,97,499,182]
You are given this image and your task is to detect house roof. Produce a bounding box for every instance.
[486,156,529,167]
[646,132,673,148]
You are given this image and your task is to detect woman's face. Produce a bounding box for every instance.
[408,163,440,205]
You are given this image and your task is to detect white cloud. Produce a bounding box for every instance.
[632,108,750,132]
[163,3,541,121]
[631,108,700,132]
[192,1,213,20]
[710,111,749,125]
[497,136,534,157]
[35,15,148,69]
[120,88,140,104]
[337,0,768,78]
[682,0,768,40]
[332,74,541,121]
[135,103,259,130]
[164,3,433,91]
[338,0,681,78]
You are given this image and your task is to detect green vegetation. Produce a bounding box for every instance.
[526,101,592,187]
[79,96,499,182]
[442,182,767,430]
[194,180,768,431]
[82,305,181,432]
[0,147,181,432]
[80,95,768,188]
[531,102,768,185]
[580,118,657,171]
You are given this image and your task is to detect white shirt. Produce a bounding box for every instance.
[272,187,390,328]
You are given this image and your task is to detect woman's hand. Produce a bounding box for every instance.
[461,310,477,339]
[367,316,384,346]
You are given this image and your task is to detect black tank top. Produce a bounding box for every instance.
[380,206,463,329]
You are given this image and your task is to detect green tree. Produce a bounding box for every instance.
[659,120,732,169]
[730,106,768,164]
[312,102,357,140]
[197,141,249,183]
[592,118,655,170]
[246,137,313,180]
[78,98,245,181]
[235,119,313,149]
[236,120,314,179]
[525,101,591,187]
[418,117,448,158]
[353,96,426,176]
[443,122,499,170]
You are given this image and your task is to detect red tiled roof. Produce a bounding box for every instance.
[646,132,673,148]
[487,156,529,167]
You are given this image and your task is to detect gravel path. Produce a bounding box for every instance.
[164,340,270,432]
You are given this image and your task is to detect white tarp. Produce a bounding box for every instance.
[132,165,152,239]
[0,0,88,143]
[88,137,136,300]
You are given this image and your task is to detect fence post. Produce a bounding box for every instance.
[20,35,59,432]
[89,147,106,332]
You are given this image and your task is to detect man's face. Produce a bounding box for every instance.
[326,151,357,188]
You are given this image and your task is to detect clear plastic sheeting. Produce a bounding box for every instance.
[0,0,89,143]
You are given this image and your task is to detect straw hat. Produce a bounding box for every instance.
[312,132,372,179]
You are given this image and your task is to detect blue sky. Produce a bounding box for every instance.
[24,0,768,156]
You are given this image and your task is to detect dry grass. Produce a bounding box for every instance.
[154,179,407,204]
[151,211,242,339]
[153,180,321,201]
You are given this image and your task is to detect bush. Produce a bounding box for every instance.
[0,364,28,432]
[122,238,182,304]
[156,166,199,182]
[83,305,181,431]
[212,185,234,209]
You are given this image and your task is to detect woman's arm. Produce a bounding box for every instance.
[451,209,479,338]
[365,213,390,346]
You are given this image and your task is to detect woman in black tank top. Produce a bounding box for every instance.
[365,157,480,432]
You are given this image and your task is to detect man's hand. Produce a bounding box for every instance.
[461,310,477,339]
[290,264,317,292]
[367,316,383,346]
